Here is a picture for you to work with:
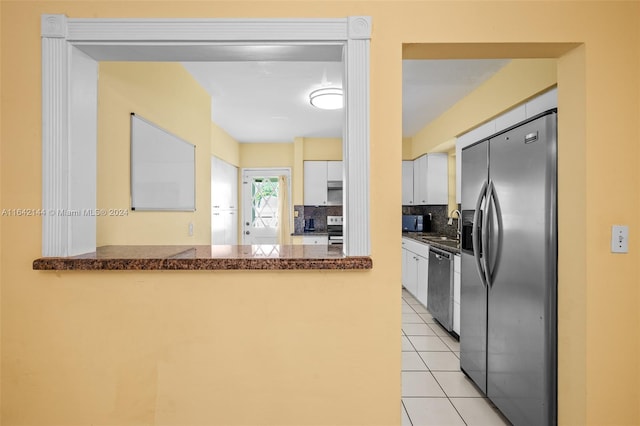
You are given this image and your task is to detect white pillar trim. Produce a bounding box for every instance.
[41,15,371,256]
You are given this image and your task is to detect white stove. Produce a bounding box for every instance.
[327,215,343,245]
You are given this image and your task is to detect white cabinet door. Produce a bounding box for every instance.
[327,161,343,181]
[525,87,557,118]
[227,162,238,210]
[212,157,238,210]
[303,161,328,205]
[413,155,428,205]
[402,242,409,287]
[413,154,447,205]
[416,254,429,306]
[425,153,448,205]
[406,254,418,297]
[495,103,526,132]
[302,235,328,245]
[227,210,238,245]
[402,161,414,205]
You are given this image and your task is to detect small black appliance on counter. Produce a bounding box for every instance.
[402,214,430,232]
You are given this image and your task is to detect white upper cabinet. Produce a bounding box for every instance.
[495,103,526,132]
[212,156,238,211]
[327,161,343,181]
[402,161,414,205]
[525,87,558,118]
[425,153,448,204]
[211,156,238,245]
[413,155,426,205]
[413,153,448,205]
[304,161,328,205]
[455,88,557,204]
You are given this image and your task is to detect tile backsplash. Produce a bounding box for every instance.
[294,205,343,234]
[402,204,460,239]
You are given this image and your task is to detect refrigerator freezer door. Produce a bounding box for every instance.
[460,139,489,393]
[485,112,557,426]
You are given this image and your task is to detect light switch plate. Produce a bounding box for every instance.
[611,225,628,253]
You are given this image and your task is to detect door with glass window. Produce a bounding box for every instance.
[242,169,290,245]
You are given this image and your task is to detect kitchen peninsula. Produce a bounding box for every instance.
[33,244,372,271]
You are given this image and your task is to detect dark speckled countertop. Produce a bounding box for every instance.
[33,245,372,271]
[402,232,461,254]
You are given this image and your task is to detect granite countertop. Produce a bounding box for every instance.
[402,232,461,254]
[290,231,329,236]
[33,245,372,271]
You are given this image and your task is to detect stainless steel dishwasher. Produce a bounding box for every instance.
[427,247,454,331]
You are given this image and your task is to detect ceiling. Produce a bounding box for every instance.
[183,60,344,143]
[402,59,510,136]
[79,42,510,144]
[178,50,508,143]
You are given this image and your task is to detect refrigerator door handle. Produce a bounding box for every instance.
[486,180,504,286]
[472,180,489,288]
[482,180,494,287]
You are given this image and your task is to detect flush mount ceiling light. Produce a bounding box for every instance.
[309,87,343,110]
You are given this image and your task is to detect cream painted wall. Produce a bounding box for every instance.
[211,121,240,167]
[97,62,212,245]
[401,137,412,160]
[1,2,639,426]
[239,143,294,169]
[303,137,342,160]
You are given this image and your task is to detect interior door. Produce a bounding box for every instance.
[242,169,290,245]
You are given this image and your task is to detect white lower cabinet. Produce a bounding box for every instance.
[302,235,328,245]
[402,237,430,306]
[453,254,461,335]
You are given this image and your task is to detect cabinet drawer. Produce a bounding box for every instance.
[402,237,429,258]
[303,235,328,245]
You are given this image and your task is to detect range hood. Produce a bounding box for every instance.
[327,180,343,190]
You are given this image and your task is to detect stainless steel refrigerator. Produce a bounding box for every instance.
[460,110,557,426]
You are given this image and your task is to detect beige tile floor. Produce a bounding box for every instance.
[401,289,511,426]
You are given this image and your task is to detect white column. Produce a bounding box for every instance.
[41,15,70,256]
[344,16,371,256]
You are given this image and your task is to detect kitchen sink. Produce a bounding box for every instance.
[422,236,457,243]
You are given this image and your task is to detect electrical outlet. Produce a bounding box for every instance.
[294,210,299,218]
[611,225,628,253]
[188,222,194,236]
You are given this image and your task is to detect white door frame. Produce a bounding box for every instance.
[241,168,291,245]
[40,15,371,256]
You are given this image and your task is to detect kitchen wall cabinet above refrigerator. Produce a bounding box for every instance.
[455,87,557,204]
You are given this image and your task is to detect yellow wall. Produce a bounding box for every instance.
[1,2,639,426]
[412,58,557,157]
[402,137,412,160]
[211,121,240,167]
[97,62,212,245]
[239,142,294,169]
[302,137,342,160]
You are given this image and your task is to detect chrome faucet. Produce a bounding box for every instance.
[449,209,462,240]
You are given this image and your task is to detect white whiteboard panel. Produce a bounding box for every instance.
[130,113,196,211]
